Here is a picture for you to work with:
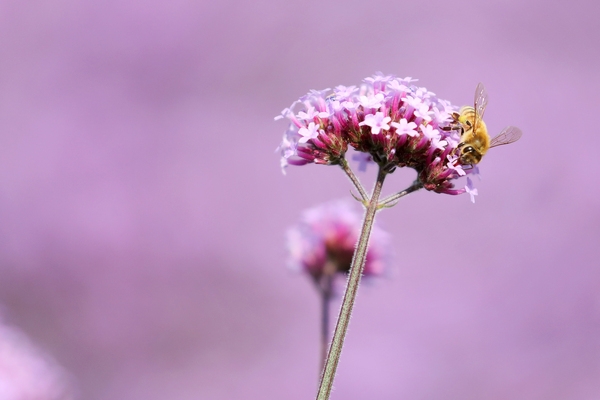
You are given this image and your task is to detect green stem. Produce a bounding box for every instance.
[339,158,369,203]
[316,166,387,400]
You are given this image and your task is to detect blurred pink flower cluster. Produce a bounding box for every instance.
[277,73,476,195]
[286,199,391,285]
[0,322,74,400]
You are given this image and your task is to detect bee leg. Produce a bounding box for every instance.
[448,142,461,162]
[441,123,463,134]
[443,124,460,132]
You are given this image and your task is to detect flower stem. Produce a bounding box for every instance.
[320,277,333,373]
[316,166,387,400]
[318,260,336,374]
[377,180,423,209]
[339,158,369,203]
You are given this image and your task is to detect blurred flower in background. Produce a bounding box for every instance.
[286,198,393,370]
[285,198,390,287]
[0,320,75,400]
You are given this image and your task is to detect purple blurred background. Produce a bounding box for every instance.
[0,1,599,399]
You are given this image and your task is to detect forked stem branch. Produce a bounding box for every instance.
[377,180,423,209]
[339,158,369,204]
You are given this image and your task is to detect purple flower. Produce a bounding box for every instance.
[358,93,385,110]
[333,85,359,101]
[276,73,480,197]
[286,200,390,284]
[297,106,320,121]
[390,118,418,137]
[298,122,321,143]
[465,177,478,203]
[359,112,391,135]
[352,152,374,172]
[420,124,440,141]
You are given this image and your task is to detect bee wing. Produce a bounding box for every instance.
[472,82,488,132]
[490,126,522,148]
[474,82,488,119]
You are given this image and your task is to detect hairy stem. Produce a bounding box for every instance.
[339,158,369,203]
[316,166,387,400]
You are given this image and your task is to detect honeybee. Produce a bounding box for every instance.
[452,83,522,164]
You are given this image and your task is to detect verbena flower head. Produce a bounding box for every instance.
[286,199,390,285]
[276,73,478,196]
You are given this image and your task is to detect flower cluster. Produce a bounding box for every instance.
[286,200,390,285]
[276,73,477,197]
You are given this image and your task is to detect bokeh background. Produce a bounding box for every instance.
[0,1,599,399]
